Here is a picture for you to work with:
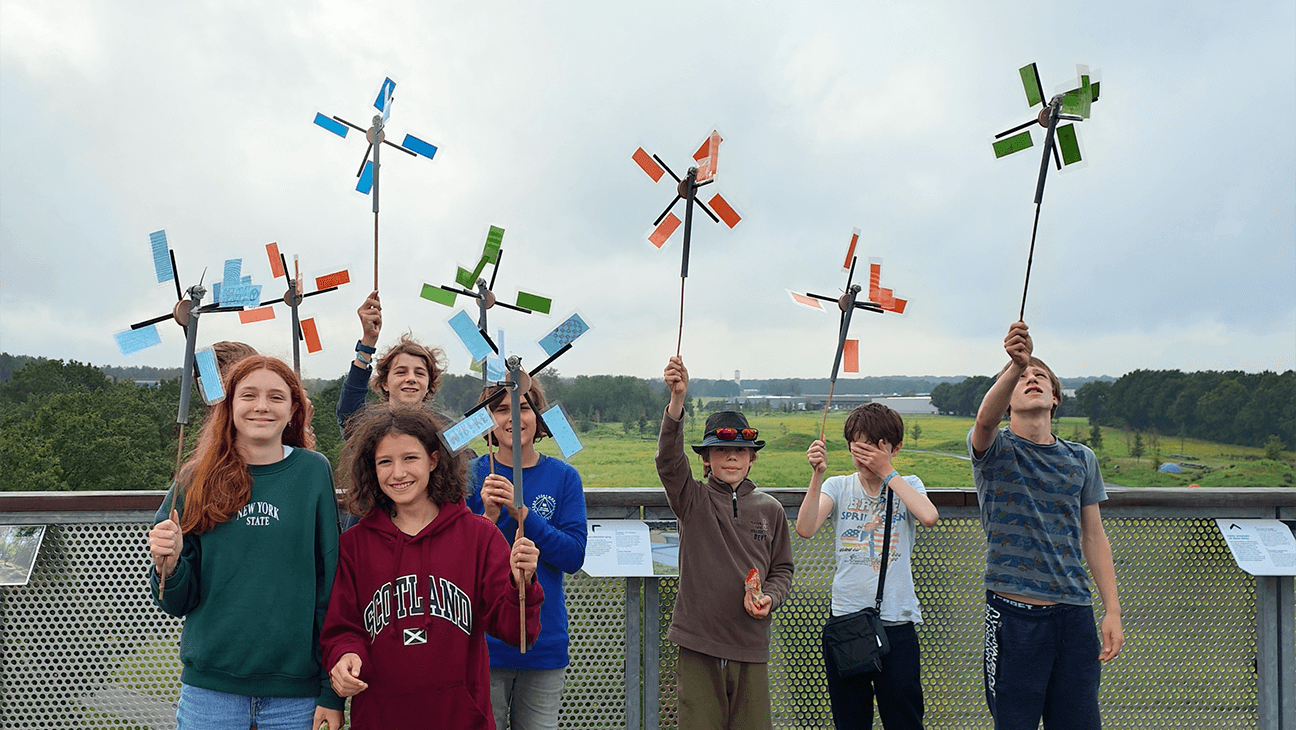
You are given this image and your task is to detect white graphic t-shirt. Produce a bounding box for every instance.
[822,473,925,623]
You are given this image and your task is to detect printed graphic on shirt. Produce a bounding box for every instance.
[363,573,473,642]
[531,493,557,521]
[403,628,427,646]
[750,516,770,542]
[234,501,281,527]
[837,495,901,569]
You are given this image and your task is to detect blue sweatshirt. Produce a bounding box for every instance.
[466,454,587,669]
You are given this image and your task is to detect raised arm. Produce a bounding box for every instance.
[656,357,698,516]
[336,291,382,434]
[796,439,835,538]
[972,321,1032,457]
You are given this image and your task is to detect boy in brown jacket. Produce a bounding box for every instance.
[657,356,795,729]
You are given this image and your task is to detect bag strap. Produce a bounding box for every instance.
[873,482,895,611]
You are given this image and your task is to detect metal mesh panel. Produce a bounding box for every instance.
[0,523,184,729]
[0,516,1273,728]
[653,517,1262,729]
[558,574,627,728]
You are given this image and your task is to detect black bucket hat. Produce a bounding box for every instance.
[691,411,765,453]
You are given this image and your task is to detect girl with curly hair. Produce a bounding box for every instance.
[322,403,543,728]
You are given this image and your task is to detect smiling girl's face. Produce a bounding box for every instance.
[374,432,439,512]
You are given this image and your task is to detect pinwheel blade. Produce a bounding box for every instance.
[401,134,438,160]
[1019,63,1045,108]
[150,231,175,284]
[633,147,665,182]
[1056,123,1082,166]
[706,193,741,229]
[993,131,1034,159]
[516,291,552,315]
[314,113,349,138]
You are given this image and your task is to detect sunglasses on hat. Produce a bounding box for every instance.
[714,427,759,442]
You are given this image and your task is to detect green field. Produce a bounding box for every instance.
[537,412,1294,490]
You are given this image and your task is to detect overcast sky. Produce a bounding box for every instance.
[2,1,1293,383]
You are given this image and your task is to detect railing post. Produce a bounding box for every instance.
[1257,573,1295,730]
[646,578,661,730]
[625,577,642,730]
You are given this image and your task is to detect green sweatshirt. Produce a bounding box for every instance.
[149,448,344,710]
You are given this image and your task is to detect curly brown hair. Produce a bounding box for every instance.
[371,335,445,402]
[337,403,467,517]
[477,377,549,446]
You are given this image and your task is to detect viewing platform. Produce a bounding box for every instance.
[1,487,1292,729]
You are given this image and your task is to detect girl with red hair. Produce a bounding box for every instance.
[147,356,344,730]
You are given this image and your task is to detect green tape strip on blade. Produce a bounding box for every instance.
[1019,63,1043,108]
[420,283,457,306]
[483,226,504,264]
[454,266,476,289]
[515,291,552,314]
[993,131,1033,159]
[1056,124,1082,166]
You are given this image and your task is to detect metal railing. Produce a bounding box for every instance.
[1,488,1293,729]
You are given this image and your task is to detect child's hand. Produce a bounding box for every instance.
[744,591,772,619]
[148,509,183,579]
[329,653,368,697]
[357,290,382,344]
[1004,320,1032,368]
[313,706,343,730]
[663,356,689,397]
[806,440,828,475]
[480,474,515,523]
[511,531,539,586]
[1099,611,1124,662]
[850,440,895,480]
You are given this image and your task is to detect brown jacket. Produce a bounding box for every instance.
[655,409,795,663]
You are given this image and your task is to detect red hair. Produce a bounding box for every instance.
[178,356,310,535]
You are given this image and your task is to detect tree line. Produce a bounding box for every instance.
[1074,370,1294,450]
[4,357,1289,491]
[930,368,1294,451]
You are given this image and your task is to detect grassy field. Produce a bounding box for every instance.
[537,412,1294,490]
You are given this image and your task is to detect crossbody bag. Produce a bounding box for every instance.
[821,480,895,677]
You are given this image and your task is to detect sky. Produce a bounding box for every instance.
[1,0,1293,383]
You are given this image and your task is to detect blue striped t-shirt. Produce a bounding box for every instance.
[968,426,1106,605]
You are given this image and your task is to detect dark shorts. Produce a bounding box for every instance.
[983,591,1101,730]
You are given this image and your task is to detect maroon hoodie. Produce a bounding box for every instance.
[321,501,543,729]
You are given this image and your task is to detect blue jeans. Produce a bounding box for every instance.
[983,592,1102,730]
[489,666,567,730]
[177,684,317,730]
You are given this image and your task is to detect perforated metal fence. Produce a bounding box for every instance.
[2,489,1293,729]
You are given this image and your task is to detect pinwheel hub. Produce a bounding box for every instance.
[171,300,191,328]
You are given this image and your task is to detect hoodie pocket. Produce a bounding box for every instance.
[353,681,490,728]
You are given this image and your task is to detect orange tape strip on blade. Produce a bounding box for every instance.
[239,307,276,324]
[694,131,721,183]
[266,242,285,279]
[649,213,682,249]
[843,228,860,271]
[788,291,824,310]
[301,318,322,353]
[315,270,350,290]
[843,340,859,373]
[707,193,741,229]
[632,148,665,183]
[889,298,907,314]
